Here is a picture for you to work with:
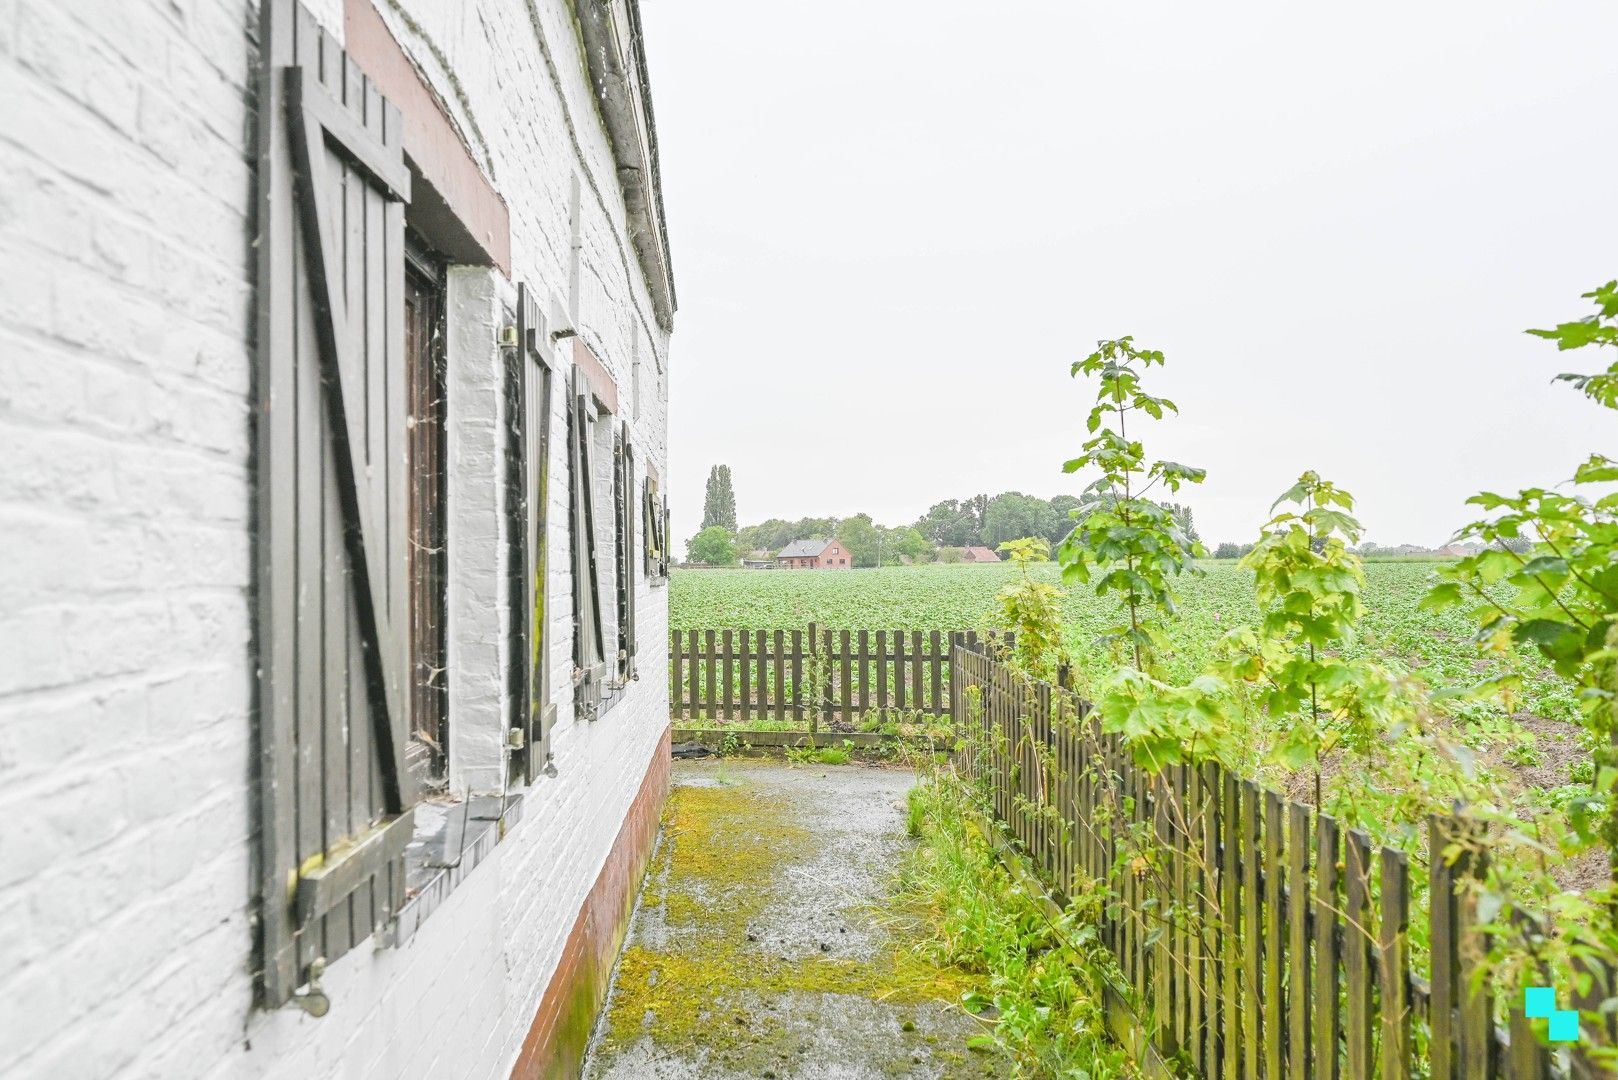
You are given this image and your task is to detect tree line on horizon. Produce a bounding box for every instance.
[687,466,1198,566]
[686,464,1526,567]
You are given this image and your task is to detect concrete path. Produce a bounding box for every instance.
[582,759,1009,1080]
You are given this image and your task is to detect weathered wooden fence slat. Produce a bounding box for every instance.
[1222,770,1242,1080]
[1263,789,1285,1080]
[722,628,734,719]
[1241,780,1263,1080]
[773,629,786,724]
[1381,846,1411,1078]
[790,629,803,721]
[704,629,716,718]
[1344,828,1374,1079]
[739,628,751,723]
[1287,799,1313,1079]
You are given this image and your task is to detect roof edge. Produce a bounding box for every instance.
[574,0,676,331]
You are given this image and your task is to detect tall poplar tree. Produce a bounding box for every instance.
[701,464,737,532]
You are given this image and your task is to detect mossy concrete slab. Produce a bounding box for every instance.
[582,760,1009,1080]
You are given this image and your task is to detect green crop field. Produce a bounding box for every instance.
[669,561,1580,726]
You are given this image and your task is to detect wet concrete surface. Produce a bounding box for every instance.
[581,759,1008,1080]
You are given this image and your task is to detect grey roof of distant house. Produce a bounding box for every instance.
[777,540,829,558]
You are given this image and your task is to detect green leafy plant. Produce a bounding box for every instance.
[1208,473,1491,849]
[687,525,739,566]
[1527,278,1618,407]
[1058,337,1206,673]
[992,536,1065,679]
[1057,338,1215,767]
[1427,283,1618,859]
[1404,284,1618,1059]
[1217,474,1386,785]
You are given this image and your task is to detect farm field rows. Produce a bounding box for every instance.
[669,561,1580,728]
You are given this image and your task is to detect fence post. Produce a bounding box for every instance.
[947,635,960,730]
[669,628,683,720]
[807,621,819,737]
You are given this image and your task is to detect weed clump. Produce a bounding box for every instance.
[895,774,1133,1077]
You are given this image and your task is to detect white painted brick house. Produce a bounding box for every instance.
[0,1,675,1077]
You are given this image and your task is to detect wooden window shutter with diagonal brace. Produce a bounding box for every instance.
[254,0,418,1008]
[643,474,668,580]
[568,371,607,719]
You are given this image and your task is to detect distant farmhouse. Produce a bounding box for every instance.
[960,546,1002,563]
[777,539,853,569]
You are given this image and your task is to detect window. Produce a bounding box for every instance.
[405,239,448,782]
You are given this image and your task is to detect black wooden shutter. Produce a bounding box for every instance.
[640,475,665,581]
[660,496,671,577]
[507,285,556,782]
[569,373,606,718]
[614,424,637,681]
[642,478,657,578]
[643,476,667,580]
[254,0,416,1008]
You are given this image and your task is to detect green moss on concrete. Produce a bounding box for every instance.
[589,777,1002,1078]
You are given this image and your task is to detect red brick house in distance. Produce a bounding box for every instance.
[961,546,1002,563]
[777,539,853,569]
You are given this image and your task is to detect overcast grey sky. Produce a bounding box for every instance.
[640,2,1617,553]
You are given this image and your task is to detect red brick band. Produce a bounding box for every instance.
[510,724,671,1078]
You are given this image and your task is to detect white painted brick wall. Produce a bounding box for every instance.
[0,0,674,1076]
[445,266,511,797]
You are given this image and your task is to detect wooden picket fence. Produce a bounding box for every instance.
[669,625,1012,727]
[949,640,1615,1078]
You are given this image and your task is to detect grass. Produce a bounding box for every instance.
[896,771,1134,1078]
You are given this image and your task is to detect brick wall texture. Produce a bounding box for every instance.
[0,1,674,1077]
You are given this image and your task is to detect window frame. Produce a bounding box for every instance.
[404,235,450,786]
